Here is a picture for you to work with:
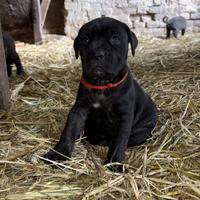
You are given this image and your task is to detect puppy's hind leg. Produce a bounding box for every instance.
[7,64,12,77]
[128,127,153,147]
[173,29,178,38]
[181,29,185,36]
[13,53,24,75]
[128,118,157,147]
[166,28,171,38]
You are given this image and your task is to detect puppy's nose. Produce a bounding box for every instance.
[94,50,105,60]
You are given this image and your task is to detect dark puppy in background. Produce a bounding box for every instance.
[44,17,157,170]
[3,32,24,77]
[163,16,186,38]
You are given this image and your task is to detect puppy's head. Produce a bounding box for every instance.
[74,17,138,83]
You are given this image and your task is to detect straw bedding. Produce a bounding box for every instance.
[0,34,200,200]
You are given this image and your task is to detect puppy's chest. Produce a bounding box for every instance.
[91,91,119,127]
[91,91,112,109]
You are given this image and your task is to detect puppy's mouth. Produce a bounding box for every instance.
[83,66,127,87]
[84,71,115,86]
[82,62,115,85]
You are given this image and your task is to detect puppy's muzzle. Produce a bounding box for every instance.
[85,49,115,82]
[93,50,105,61]
[87,50,106,75]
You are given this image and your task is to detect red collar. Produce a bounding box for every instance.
[80,71,128,90]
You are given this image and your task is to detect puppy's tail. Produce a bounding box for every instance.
[163,16,168,23]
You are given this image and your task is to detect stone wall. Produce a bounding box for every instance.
[64,0,200,38]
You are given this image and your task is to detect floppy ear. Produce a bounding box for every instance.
[125,25,138,56]
[73,35,79,59]
[129,31,138,56]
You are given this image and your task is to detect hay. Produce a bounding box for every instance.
[0,33,200,200]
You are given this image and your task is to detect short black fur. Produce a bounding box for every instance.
[3,32,24,77]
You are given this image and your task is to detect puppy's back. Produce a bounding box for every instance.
[2,32,16,59]
[168,16,186,30]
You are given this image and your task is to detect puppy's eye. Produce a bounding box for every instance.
[81,36,89,45]
[110,34,121,44]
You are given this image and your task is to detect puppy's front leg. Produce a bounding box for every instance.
[44,105,89,162]
[106,104,133,165]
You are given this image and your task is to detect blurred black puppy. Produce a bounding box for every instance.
[44,17,157,170]
[3,32,24,77]
[163,16,186,38]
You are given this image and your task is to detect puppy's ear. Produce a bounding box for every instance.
[129,31,138,56]
[125,25,138,56]
[73,35,79,59]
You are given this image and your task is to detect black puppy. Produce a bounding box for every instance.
[163,16,186,38]
[3,32,24,77]
[44,17,157,169]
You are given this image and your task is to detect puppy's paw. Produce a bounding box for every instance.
[43,149,68,164]
[17,70,26,76]
[104,162,128,173]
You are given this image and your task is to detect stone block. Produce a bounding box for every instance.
[101,8,113,17]
[103,0,114,8]
[148,28,165,37]
[186,20,194,27]
[129,1,148,14]
[154,14,164,20]
[115,0,128,8]
[137,3,148,14]
[191,13,200,19]
[155,14,177,22]
[141,15,152,23]
[87,0,101,3]
[185,5,198,13]
[113,14,131,26]
[146,21,160,28]
[193,26,200,32]
[148,6,161,14]
[128,2,136,8]
[112,9,124,16]
[134,29,147,37]
[65,26,79,39]
[129,0,153,7]
[80,2,91,10]
[130,15,141,23]
[88,9,101,20]
[162,4,184,16]
[193,20,200,26]
[130,16,140,28]
[180,13,190,19]
[65,2,78,10]
[179,0,189,4]
[186,26,193,32]
[67,9,88,26]
[90,2,102,10]
[128,0,141,7]
[133,21,146,29]
[159,21,166,28]
[153,0,161,6]
[127,7,137,15]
